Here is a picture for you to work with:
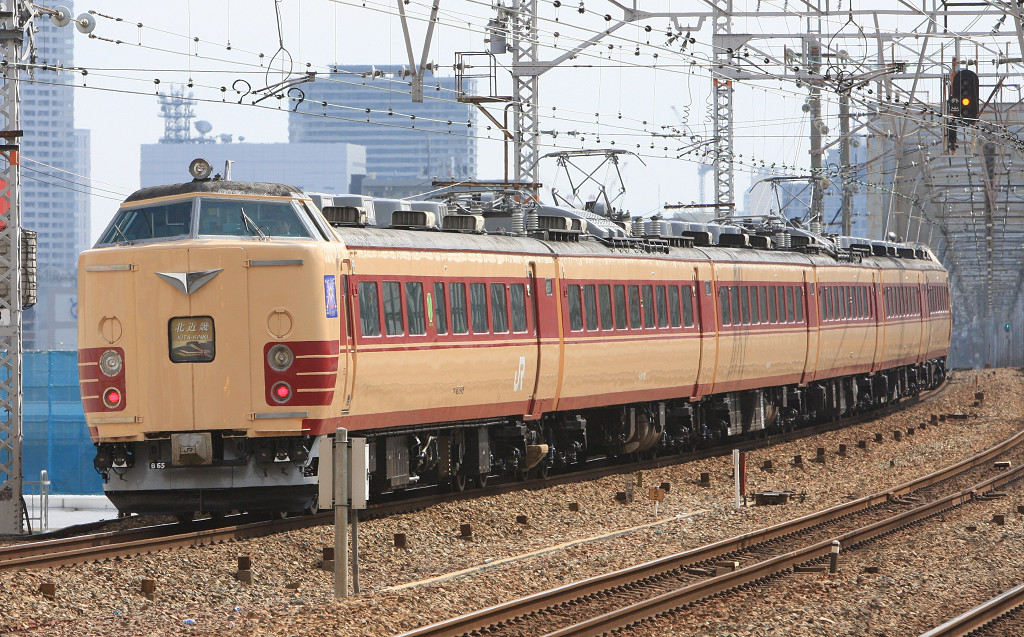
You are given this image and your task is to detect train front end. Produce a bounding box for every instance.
[78,174,345,517]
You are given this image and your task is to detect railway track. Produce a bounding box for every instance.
[920,582,1024,637]
[397,424,1024,637]
[0,383,951,572]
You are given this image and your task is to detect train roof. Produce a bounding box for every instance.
[334,226,945,270]
[124,180,306,204]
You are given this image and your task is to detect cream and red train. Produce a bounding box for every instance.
[78,171,951,516]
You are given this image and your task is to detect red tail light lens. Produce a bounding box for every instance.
[103,387,122,408]
[271,381,292,403]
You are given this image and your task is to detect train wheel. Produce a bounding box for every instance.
[476,474,489,488]
[175,512,194,524]
[451,472,468,492]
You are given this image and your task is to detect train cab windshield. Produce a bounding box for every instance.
[98,197,318,245]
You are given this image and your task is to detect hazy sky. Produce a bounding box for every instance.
[60,0,1015,241]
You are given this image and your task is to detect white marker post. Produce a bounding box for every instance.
[334,428,349,599]
[733,449,741,508]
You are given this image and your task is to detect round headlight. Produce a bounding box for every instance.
[267,344,294,372]
[99,349,123,377]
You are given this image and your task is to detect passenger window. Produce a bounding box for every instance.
[785,287,795,323]
[759,286,768,321]
[450,282,468,334]
[510,283,528,333]
[599,284,614,330]
[584,285,599,331]
[383,281,404,336]
[628,285,642,329]
[470,283,489,333]
[433,282,448,335]
[668,286,681,327]
[614,285,628,329]
[768,285,778,323]
[405,282,426,336]
[839,287,847,320]
[720,287,731,326]
[567,284,584,332]
[776,287,786,323]
[738,287,750,325]
[642,285,656,328]
[795,288,803,323]
[819,287,828,321]
[656,286,669,328]
[358,281,380,337]
[491,283,509,333]
[750,286,760,324]
[681,286,695,327]
[731,286,742,326]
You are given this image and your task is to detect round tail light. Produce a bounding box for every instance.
[271,381,292,403]
[103,387,123,408]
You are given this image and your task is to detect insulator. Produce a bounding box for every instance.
[512,210,526,235]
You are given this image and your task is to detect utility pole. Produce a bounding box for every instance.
[0,1,28,536]
[0,2,87,535]
[807,37,824,233]
[839,92,852,235]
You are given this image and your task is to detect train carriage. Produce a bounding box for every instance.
[78,170,951,516]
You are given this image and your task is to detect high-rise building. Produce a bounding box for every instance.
[823,138,871,238]
[289,67,476,184]
[20,0,91,350]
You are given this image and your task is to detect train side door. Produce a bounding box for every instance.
[340,261,356,413]
[525,262,544,418]
[693,268,717,397]
[871,275,884,373]
[800,270,817,385]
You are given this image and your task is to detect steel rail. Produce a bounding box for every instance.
[396,424,1024,637]
[919,582,1024,637]
[546,463,1024,637]
[0,514,325,571]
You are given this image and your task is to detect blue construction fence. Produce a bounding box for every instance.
[23,351,101,494]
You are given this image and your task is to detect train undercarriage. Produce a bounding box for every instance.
[365,359,947,494]
[94,359,945,516]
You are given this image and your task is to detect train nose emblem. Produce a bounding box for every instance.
[155,269,223,295]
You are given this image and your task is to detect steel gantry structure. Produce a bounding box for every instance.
[449,0,1024,367]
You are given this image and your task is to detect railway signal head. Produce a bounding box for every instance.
[949,69,980,121]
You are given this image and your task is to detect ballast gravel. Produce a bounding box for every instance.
[0,368,1021,637]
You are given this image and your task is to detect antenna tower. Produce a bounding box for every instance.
[158,86,196,144]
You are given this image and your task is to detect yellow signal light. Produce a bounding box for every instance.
[961,97,971,106]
